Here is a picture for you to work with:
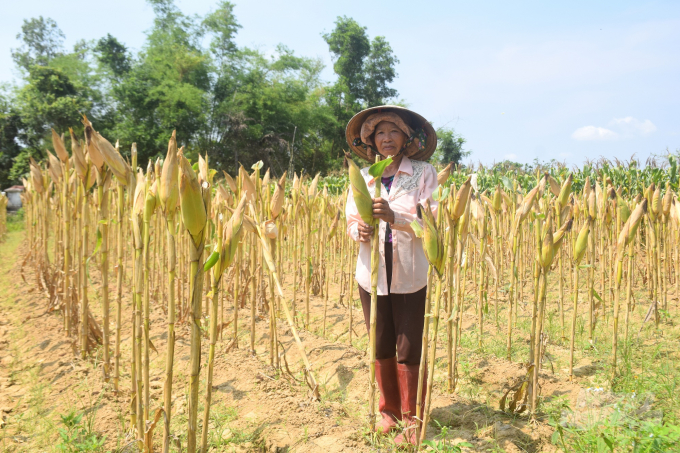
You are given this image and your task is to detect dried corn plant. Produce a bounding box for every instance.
[18,130,680,451]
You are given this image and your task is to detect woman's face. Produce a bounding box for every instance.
[373,121,407,157]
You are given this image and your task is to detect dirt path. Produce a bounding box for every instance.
[0,230,588,452]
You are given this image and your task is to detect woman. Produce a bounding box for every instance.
[345,105,438,445]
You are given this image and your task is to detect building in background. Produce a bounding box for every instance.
[4,186,24,211]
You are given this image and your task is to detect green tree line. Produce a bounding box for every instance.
[0,0,467,189]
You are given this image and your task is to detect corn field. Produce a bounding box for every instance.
[15,119,680,451]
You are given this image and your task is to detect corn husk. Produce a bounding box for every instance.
[552,216,573,253]
[662,183,672,219]
[346,156,375,226]
[223,171,237,193]
[70,128,87,181]
[239,165,256,201]
[588,189,597,219]
[539,213,555,269]
[451,176,472,220]
[219,195,247,272]
[491,184,502,211]
[214,184,232,208]
[437,162,452,187]
[198,154,209,185]
[81,115,106,171]
[414,200,445,276]
[573,218,591,265]
[89,130,131,186]
[616,198,647,260]
[651,184,661,219]
[144,180,158,223]
[47,150,62,182]
[615,190,631,224]
[51,128,69,162]
[547,174,560,198]
[328,210,340,240]
[557,174,572,208]
[159,131,179,215]
[270,172,287,219]
[29,158,44,193]
[179,150,207,243]
[513,185,540,234]
[258,219,275,238]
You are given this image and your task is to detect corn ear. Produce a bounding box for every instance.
[81,115,106,171]
[492,184,502,211]
[662,182,672,218]
[417,201,445,276]
[616,198,647,260]
[346,155,375,226]
[220,195,247,271]
[557,174,572,207]
[573,218,591,265]
[159,131,179,215]
[552,216,573,253]
[513,185,540,234]
[144,180,158,223]
[452,176,472,219]
[539,212,555,269]
[308,173,320,199]
[588,189,597,219]
[651,184,661,219]
[615,190,631,224]
[29,158,45,193]
[547,173,560,197]
[47,150,63,182]
[270,171,287,219]
[239,165,256,201]
[178,151,207,243]
[52,128,69,162]
[437,162,452,186]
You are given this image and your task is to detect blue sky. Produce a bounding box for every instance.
[1,0,679,167]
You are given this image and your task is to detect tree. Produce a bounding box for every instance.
[436,128,469,167]
[2,5,403,179]
[0,92,25,189]
[323,17,370,102]
[364,36,398,107]
[11,16,65,71]
[322,17,399,159]
[95,34,131,78]
[108,0,211,163]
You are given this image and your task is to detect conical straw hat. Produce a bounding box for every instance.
[345,105,437,162]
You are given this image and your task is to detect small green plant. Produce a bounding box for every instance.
[56,410,106,452]
[7,209,24,232]
[549,395,680,452]
[422,420,473,452]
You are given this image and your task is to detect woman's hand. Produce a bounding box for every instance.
[357,221,374,242]
[372,197,395,224]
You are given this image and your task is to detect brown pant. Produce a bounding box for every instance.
[358,242,427,365]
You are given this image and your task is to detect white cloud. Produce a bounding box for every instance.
[571,126,618,141]
[505,153,517,159]
[571,117,656,141]
[608,117,657,136]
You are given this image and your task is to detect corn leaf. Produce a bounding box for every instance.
[203,251,220,271]
[368,157,393,179]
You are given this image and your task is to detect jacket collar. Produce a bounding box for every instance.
[398,156,413,176]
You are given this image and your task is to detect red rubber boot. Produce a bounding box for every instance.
[394,363,426,446]
[374,357,402,433]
